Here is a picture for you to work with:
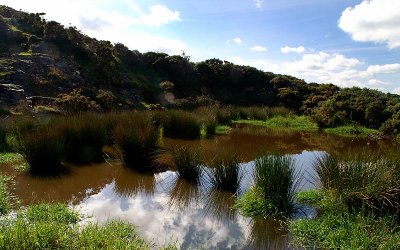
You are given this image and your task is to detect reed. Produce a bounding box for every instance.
[206,155,243,193]
[160,110,201,139]
[171,146,202,182]
[14,126,66,174]
[113,113,159,172]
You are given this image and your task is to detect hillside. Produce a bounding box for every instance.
[0,5,400,133]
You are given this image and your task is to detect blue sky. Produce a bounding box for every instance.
[2,0,400,93]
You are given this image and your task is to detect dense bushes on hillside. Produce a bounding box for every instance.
[1,5,400,134]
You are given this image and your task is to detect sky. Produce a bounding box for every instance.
[1,0,400,93]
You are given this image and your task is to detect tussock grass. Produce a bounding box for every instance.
[206,154,243,193]
[113,113,159,172]
[14,126,66,175]
[61,115,107,165]
[0,176,11,215]
[160,110,201,139]
[170,146,202,183]
[314,154,400,213]
[236,155,299,216]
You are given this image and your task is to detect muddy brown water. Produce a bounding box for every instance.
[1,127,399,249]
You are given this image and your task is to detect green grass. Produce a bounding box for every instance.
[0,71,13,77]
[291,190,400,249]
[0,176,11,215]
[234,116,318,130]
[236,155,299,217]
[18,50,33,56]
[324,125,380,137]
[206,155,243,193]
[0,152,23,163]
[160,110,201,140]
[216,125,232,135]
[171,146,202,183]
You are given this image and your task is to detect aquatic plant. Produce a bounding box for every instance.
[171,146,202,182]
[160,110,201,139]
[237,155,299,216]
[61,114,107,165]
[314,154,400,213]
[14,126,66,174]
[113,113,159,172]
[206,155,243,193]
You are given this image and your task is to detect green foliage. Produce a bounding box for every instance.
[314,154,400,213]
[0,176,11,215]
[0,152,23,163]
[241,155,299,216]
[235,187,274,217]
[56,89,100,113]
[235,116,317,130]
[171,146,202,182]
[324,125,380,137]
[13,125,66,174]
[113,113,159,172]
[160,110,201,140]
[206,155,243,193]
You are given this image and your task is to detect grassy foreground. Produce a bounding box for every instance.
[0,176,177,249]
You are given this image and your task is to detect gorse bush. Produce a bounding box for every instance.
[206,155,243,193]
[314,154,400,213]
[14,126,66,174]
[160,110,201,139]
[171,146,202,183]
[113,113,159,172]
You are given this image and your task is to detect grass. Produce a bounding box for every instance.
[236,155,299,217]
[291,190,400,249]
[234,116,318,130]
[313,154,400,213]
[324,125,380,137]
[13,126,66,175]
[0,71,13,77]
[18,49,33,56]
[0,152,23,163]
[206,155,243,193]
[170,146,202,183]
[0,176,11,215]
[113,113,159,172]
[0,203,160,249]
[160,110,201,139]
[216,125,232,134]
[61,115,107,165]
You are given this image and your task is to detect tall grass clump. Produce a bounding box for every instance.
[206,155,243,193]
[0,176,11,215]
[236,155,299,217]
[161,110,201,139]
[14,126,66,175]
[314,154,400,213]
[61,115,107,165]
[0,123,7,151]
[113,113,159,172]
[171,146,202,182]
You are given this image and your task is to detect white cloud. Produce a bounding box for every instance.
[137,4,181,26]
[338,0,400,49]
[254,0,264,9]
[226,37,243,45]
[393,87,400,95]
[229,51,400,91]
[0,0,186,54]
[281,46,306,54]
[250,45,267,52]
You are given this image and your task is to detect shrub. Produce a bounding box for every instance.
[56,89,100,113]
[206,155,243,193]
[113,113,159,172]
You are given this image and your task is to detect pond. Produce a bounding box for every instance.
[2,126,399,249]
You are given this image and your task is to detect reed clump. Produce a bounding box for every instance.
[236,155,299,216]
[314,154,400,213]
[171,146,202,183]
[113,113,159,172]
[14,126,66,174]
[206,154,243,193]
[160,110,201,139]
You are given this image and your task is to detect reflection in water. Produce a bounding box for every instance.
[4,128,400,249]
